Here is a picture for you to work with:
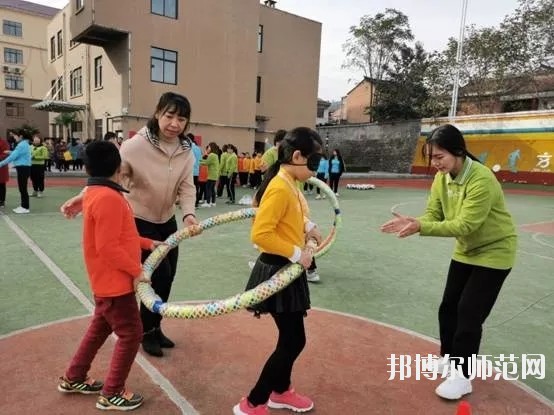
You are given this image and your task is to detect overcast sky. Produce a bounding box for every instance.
[31,0,520,100]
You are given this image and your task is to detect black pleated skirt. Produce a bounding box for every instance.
[245,253,311,315]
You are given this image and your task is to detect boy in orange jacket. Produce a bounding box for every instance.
[58,141,160,411]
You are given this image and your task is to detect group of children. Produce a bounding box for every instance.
[57,107,516,412]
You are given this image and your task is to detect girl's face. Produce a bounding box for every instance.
[333,150,337,157]
[427,144,463,175]
[33,137,40,146]
[156,110,188,140]
[289,150,317,182]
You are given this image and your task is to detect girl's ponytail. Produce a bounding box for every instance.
[255,160,281,205]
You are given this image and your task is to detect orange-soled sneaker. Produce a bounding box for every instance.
[58,376,103,394]
[96,390,144,411]
[233,397,269,415]
[268,388,314,412]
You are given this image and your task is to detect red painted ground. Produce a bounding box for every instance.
[520,222,554,236]
[1,310,552,414]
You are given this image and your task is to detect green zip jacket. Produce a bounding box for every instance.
[418,157,517,270]
[226,153,238,176]
[219,152,230,176]
[200,153,220,181]
[31,145,49,165]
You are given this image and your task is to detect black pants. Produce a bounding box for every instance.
[217,175,228,197]
[303,182,313,192]
[315,173,327,194]
[135,216,179,333]
[248,311,306,405]
[0,183,5,205]
[205,179,216,204]
[31,164,45,192]
[239,172,248,186]
[15,166,30,209]
[193,175,199,206]
[439,259,510,377]
[329,173,341,193]
[226,173,237,202]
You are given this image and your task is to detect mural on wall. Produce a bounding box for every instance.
[507,149,521,173]
[413,111,554,183]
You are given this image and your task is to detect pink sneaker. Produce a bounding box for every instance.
[268,388,314,412]
[233,397,269,415]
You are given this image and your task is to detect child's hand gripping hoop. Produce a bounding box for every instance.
[136,177,342,319]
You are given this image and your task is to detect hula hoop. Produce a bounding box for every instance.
[346,183,376,190]
[136,176,341,319]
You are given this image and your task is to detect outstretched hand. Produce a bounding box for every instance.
[380,212,421,238]
[60,194,84,219]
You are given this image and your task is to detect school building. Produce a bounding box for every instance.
[36,0,321,152]
[0,0,58,138]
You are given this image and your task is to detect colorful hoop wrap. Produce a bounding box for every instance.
[346,183,376,190]
[136,176,341,319]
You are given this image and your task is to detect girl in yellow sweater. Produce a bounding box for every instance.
[233,127,323,415]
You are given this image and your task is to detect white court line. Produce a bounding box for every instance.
[518,250,554,261]
[1,214,198,415]
[519,220,554,228]
[532,233,554,250]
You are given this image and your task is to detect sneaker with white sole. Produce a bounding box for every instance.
[268,388,314,412]
[314,195,322,200]
[435,373,472,400]
[233,397,269,415]
[12,206,30,214]
[306,270,320,283]
[96,390,144,411]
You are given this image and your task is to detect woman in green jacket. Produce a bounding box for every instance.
[31,135,49,197]
[381,124,517,401]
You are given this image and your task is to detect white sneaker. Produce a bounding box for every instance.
[37,192,43,198]
[211,203,216,207]
[200,202,211,208]
[307,271,320,283]
[430,355,451,376]
[248,261,255,270]
[335,192,340,197]
[12,206,30,214]
[315,195,322,200]
[435,373,472,400]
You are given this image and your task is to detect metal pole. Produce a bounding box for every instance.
[449,0,469,120]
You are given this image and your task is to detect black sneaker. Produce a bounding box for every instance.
[96,390,144,411]
[155,327,175,348]
[142,329,163,357]
[58,376,103,394]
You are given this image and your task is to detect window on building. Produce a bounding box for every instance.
[151,0,177,18]
[317,107,325,118]
[6,102,24,117]
[4,48,23,64]
[5,74,24,90]
[70,67,82,96]
[75,0,84,11]
[151,47,177,84]
[256,76,262,103]
[3,20,22,37]
[57,30,63,57]
[71,121,83,132]
[257,25,264,53]
[51,78,64,100]
[94,56,102,88]
[94,119,103,140]
[50,36,56,60]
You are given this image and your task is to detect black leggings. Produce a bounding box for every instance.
[0,183,5,205]
[135,216,179,333]
[205,179,216,204]
[329,173,341,193]
[226,173,237,202]
[248,311,306,405]
[31,164,45,192]
[439,259,510,377]
[16,166,30,209]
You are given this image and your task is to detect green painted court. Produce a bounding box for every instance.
[0,178,552,412]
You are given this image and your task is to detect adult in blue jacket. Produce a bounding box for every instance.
[0,131,32,213]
